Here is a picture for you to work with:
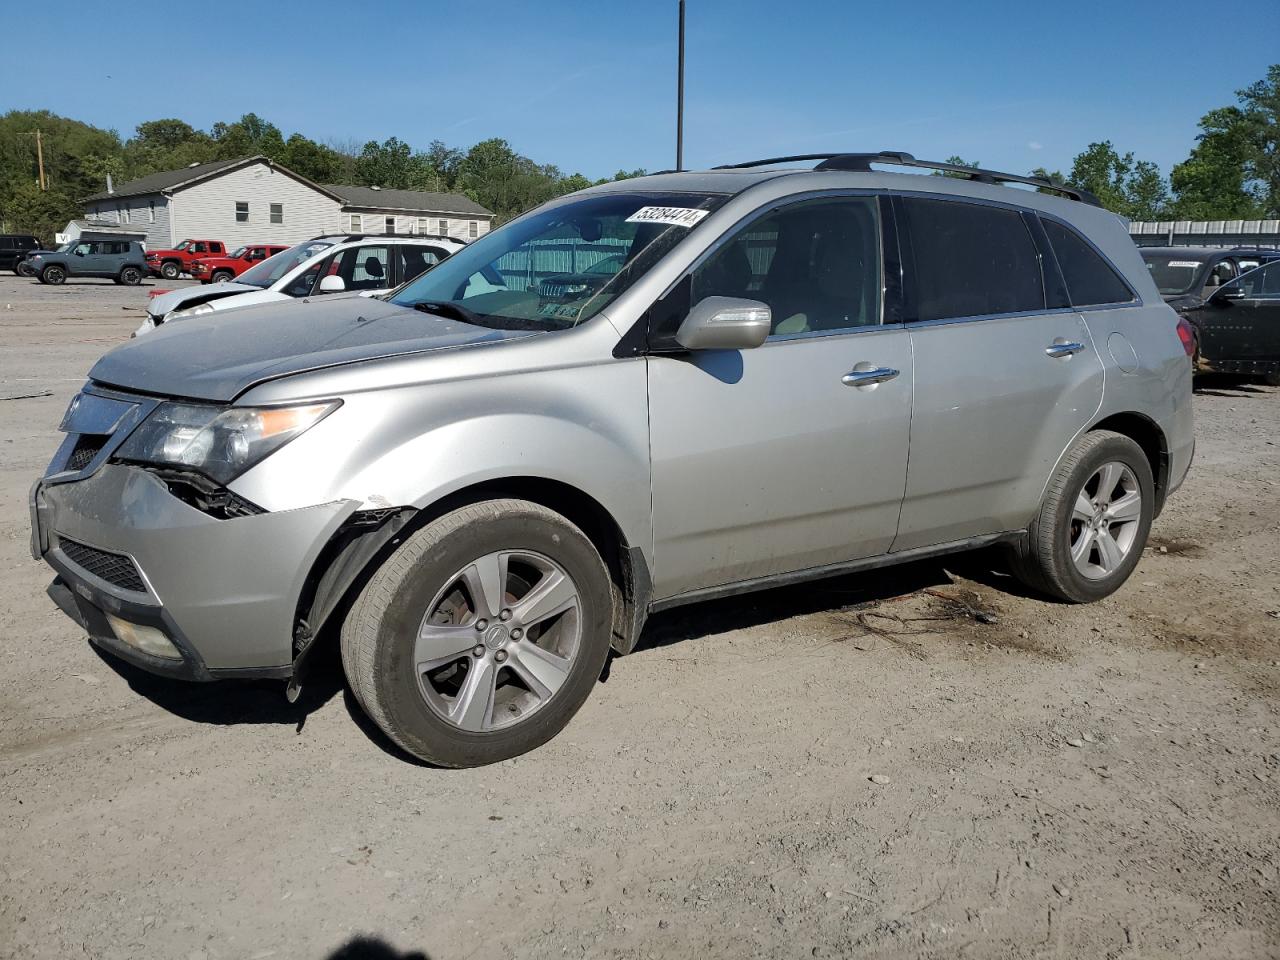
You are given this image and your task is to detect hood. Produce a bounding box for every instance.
[91,295,541,402]
[148,281,256,317]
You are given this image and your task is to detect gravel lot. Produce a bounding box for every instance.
[1,273,1277,960]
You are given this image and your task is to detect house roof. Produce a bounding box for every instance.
[85,158,248,202]
[83,155,347,204]
[323,184,493,218]
[66,219,149,236]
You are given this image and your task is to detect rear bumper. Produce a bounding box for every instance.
[32,464,357,680]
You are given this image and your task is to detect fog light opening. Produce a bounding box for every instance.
[105,614,182,660]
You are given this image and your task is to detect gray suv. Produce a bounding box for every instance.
[31,152,1195,766]
[29,239,147,285]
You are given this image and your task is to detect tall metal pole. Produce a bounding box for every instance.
[35,130,46,191]
[676,0,685,171]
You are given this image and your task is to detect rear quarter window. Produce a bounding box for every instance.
[1042,219,1135,307]
[901,198,1044,321]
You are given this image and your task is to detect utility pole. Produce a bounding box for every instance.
[676,0,685,171]
[20,130,47,190]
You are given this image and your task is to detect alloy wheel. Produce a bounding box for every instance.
[1069,461,1142,580]
[414,550,582,732]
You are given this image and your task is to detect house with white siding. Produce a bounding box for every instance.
[83,156,493,248]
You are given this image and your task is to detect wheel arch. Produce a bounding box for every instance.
[1087,411,1170,514]
[293,475,652,683]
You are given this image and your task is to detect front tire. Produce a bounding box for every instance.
[160,261,180,280]
[341,499,614,767]
[211,270,233,284]
[1010,430,1154,603]
[40,265,66,285]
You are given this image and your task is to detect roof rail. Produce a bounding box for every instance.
[713,151,1101,206]
[307,232,463,242]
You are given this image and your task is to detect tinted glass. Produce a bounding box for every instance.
[1239,261,1280,298]
[1042,219,1133,306]
[690,196,881,335]
[398,245,442,284]
[903,198,1044,320]
[1142,254,1204,296]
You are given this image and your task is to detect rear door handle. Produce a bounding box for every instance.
[841,366,900,387]
[1045,340,1086,359]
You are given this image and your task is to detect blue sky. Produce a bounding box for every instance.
[5,0,1278,182]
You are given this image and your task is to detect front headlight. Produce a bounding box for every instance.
[115,401,340,485]
[167,302,216,322]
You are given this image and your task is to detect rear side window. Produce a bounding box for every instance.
[902,198,1044,321]
[1042,219,1133,306]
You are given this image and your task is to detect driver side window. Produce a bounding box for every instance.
[689,196,882,337]
[1239,261,1280,298]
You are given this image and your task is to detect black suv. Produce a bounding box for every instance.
[1,234,42,273]
[27,240,148,286]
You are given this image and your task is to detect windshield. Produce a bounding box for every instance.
[175,240,191,252]
[1143,254,1205,296]
[389,191,729,331]
[228,246,247,259]
[238,240,334,289]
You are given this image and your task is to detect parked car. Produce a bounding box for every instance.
[134,235,465,336]
[189,244,290,284]
[1166,259,1280,382]
[145,239,226,279]
[1141,246,1280,379]
[31,152,1194,766]
[1,234,42,273]
[27,239,147,285]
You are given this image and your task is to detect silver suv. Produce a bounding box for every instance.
[31,152,1195,767]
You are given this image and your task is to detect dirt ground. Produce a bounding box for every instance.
[0,273,1277,960]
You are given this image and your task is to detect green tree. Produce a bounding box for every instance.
[931,156,979,177]
[211,113,286,161]
[354,136,415,189]
[281,134,347,184]
[1170,65,1280,218]
[1064,141,1169,219]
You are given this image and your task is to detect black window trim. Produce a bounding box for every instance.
[893,189,1072,328]
[1037,211,1140,310]
[639,188,900,353]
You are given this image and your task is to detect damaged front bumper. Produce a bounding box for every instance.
[32,464,356,680]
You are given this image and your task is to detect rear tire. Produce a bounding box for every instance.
[340,499,614,767]
[119,266,142,286]
[1010,430,1154,603]
[160,261,180,280]
[40,265,65,285]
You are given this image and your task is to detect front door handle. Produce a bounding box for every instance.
[1045,340,1086,359]
[841,366,900,387]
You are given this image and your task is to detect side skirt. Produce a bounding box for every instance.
[648,532,1019,614]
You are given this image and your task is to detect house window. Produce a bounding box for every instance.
[416,217,428,235]
[148,201,155,223]
[235,201,249,223]
[270,203,283,224]
[120,205,130,223]
[438,219,448,235]
[469,221,478,238]
[385,216,396,234]
[349,213,362,233]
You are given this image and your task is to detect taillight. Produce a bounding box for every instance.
[1175,317,1197,357]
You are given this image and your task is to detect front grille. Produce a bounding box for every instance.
[58,538,147,593]
[67,435,107,471]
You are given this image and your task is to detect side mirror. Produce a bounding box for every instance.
[318,275,346,294]
[1211,284,1245,303]
[675,296,771,351]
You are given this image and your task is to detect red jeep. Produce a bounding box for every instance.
[144,239,226,279]
[189,243,289,284]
